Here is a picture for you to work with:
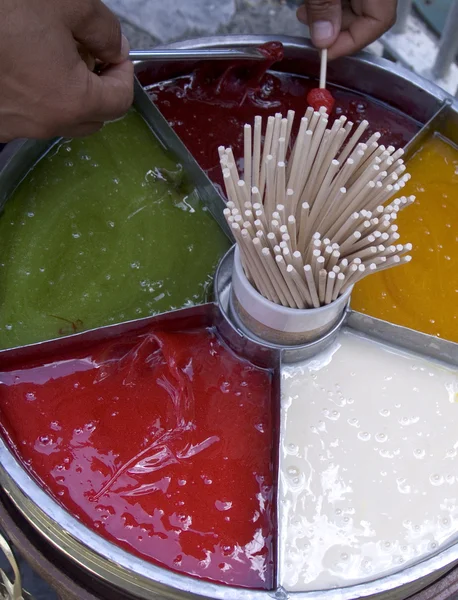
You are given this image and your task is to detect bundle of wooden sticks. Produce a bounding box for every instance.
[220,108,414,309]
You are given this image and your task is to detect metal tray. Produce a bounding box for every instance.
[0,35,457,600]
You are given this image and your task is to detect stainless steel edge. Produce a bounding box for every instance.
[129,48,265,62]
[214,249,458,600]
[134,78,232,240]
[347,311,458,367]
[214,246,346,365]
[0,445,276,600]
[0,138,58,212]
[135,35,458,126]
[0,304,213,364]
[0,35,457,600]
[0,303,278,600]
[404,99,458,160]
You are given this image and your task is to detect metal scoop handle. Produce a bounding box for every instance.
[129,47,265,62]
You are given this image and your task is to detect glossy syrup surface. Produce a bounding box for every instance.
[0,327,274,588]
[280,330,458,591]
[148,70,420,190]
[353,134,458,342]
[0,110,229,350]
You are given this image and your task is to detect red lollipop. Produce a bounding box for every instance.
[307,49,335,114]
[307,87,335,114]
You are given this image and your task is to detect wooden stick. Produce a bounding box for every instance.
[325,271,336,304]
[278,137,286,164]
[259,116,275,197]
[291,131,314,215]
[327,250,340,271]
[276,255,303,308]
[266,231,278,250]
[265,155,276,219]
[244,124,252,193]
[282,234,294,256]
[285,188,295,217]
[319,49,328,89]
[223,170,241,209]
[316,187,347,235]
[270,113,283,161]
[288,265,313,307]
[260,247,294,307]
[341,264,365,293]
[300,117,328,198]
[276,161,286,206]
[297,202,310,253]
[247,238,281,303]
[318,269,327,303]
[303,129,331,204]
[344,245,378,263]
[304,264,320,308]
[332,273,346,301]
[374,255,412,274]
[287,118,309,188]
[232,224,268,295]
[252,116,262,189]
[309,111,321,133]
[249,238,278,301]
[339,231,362,255]
[287,215,297,251]
[292,250,305,277]
[308,159,340,230]
[285,110,295,151]
[312,118,343,192]
[338,120,369,164]
[316,256,326,287]
[312,248,322,282]
[280,118,288,143]
[271,219,281,239]
[276,204,286,226]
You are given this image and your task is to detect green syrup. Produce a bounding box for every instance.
[0,110,229,349]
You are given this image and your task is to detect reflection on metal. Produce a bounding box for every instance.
[392,0,414,34]
[215,246,346,365]
[403,99,456,160]
[134,78,232,240]
[129,47,265,62]
[432,0,458,79]
[0,35,457,600]
[0,533,25,600]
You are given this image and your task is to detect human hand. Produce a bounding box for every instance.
[0,0,134,142]
[297,0,398,60]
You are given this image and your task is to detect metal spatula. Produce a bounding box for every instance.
[129,47,266,62]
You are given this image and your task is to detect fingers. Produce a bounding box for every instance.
[64,0,129,64]
[297,0,342,48]
[60,122,104,138]
[327,0,397,59]
[85,60,134,122]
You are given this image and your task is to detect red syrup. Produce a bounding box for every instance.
[306,88,335,114]
[146,66,420,192]
[0,328,274,588]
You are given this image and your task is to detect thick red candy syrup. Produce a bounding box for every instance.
[146,62,420,190]
[306,88,335,114]
[0,328,275,588]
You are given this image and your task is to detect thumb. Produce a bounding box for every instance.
[86,60,134,122]
[300,0,342,49]
[67,0,130,64]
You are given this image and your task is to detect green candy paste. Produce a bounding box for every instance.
[0,110,229,349]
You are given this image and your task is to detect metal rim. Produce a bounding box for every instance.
[0,34,457,600]
[141,34,457,113]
